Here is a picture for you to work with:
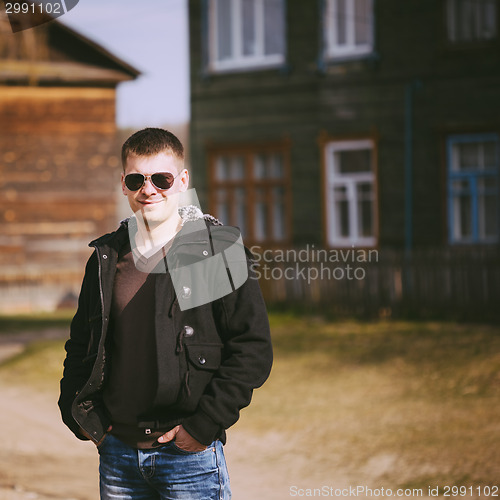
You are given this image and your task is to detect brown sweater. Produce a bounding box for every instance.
[102,241,175,448]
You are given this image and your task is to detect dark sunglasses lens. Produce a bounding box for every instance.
[151,172,175,190]
[125,174,145,191]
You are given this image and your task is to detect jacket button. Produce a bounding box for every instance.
[181,286,191,299]
[198,356,206,365]
[202,250,209,256]
[184,325,194,337]
[102,254,108,259]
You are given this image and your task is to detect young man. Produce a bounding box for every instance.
[58,128,273,499]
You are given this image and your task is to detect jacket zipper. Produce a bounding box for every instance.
[73,245,106,444]
[85,245,105,357]
[93,245,105,328]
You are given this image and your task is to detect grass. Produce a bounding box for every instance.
[0,312,499,491]
[0,310,73,334]
[0,311,72,389]
[0,340,66,390]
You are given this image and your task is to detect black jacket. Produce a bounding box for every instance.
[58,215,273,446]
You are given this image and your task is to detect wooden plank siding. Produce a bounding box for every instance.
[0,87,116,133]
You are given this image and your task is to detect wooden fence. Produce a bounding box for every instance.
[254,246,500,320]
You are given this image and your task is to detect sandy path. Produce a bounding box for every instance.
[0,382,298,500]
[0,383,98,500]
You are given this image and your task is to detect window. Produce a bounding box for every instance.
[324,0,374,59]
[447,134,499,244]
[324,139,377,247]
[447,0,497,42]
[209,146,290,244]
[208,0,286,71]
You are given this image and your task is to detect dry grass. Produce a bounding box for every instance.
[0,311,72,334]
[0,340,66,391]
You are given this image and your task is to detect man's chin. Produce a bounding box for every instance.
[136,204,173,225]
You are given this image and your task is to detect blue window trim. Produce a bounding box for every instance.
[447,133,500,244]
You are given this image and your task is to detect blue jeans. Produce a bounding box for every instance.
[98,434,231,499]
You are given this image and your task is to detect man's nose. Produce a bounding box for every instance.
[141,178,157,195]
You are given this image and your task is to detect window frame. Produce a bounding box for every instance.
[324,0,375,60]
[323,138,378,248]
[207,141,292,246]
[446,0,498,43]
[207,0,286,73]
[446,133,500,245]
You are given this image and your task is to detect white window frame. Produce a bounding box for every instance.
[208,0,285,72]
[325,0,374,59]
[324,139,377,247]
[446,0,497,42]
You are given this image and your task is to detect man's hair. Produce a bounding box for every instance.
[121,128,184,169]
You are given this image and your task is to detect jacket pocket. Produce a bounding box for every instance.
[177,343,222,411]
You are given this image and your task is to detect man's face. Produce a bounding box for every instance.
[121,152,189,225]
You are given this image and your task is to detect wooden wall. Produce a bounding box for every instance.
[0,87,122,311]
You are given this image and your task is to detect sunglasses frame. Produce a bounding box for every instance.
[124,171,182,191]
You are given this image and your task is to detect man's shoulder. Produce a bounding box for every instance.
[88,220,128,249]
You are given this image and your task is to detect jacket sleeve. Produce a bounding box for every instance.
[58,251,98,440]
[182,252,273,445]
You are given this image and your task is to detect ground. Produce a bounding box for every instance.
[1,379,431,500]
[1,320,498,500]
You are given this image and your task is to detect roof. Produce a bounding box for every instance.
[0,60,138,86]
[0,9,140,86]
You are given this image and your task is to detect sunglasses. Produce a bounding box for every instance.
[124,171,180,191]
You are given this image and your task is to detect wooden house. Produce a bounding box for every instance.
[189,0,500,249]
[0,10,139,311]
[188,0,500,317]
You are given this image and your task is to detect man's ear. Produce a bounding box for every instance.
[121,173,127,195]
[179,169,189,193]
